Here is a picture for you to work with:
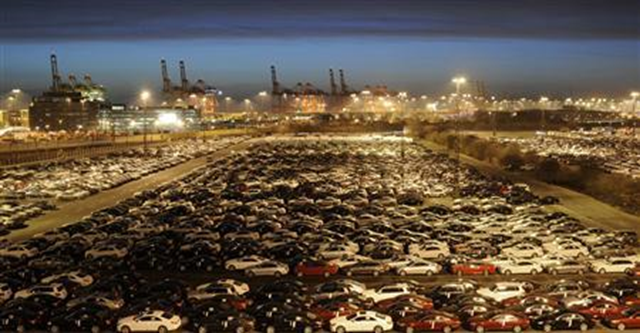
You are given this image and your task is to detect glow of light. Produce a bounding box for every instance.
[157,112,179,125]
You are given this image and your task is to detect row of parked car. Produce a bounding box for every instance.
[0,137,246,201]
[0,201,56,235]
[495,130,640,180]
[0,135,637,332]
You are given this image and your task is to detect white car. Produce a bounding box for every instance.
[213,279,250,295]
[409,243,450,259]
[188,284,234,302]
[66,294,125,310]
[396,260,442,276]
[117,310,181,333]
[41,270,94,287]
[501,243,543,258]
[330,311,394,333]
[319,244,358,260]
[224,255,269,270]
[362,283,413,303]
[554,243,589,258]
[0,244,38,258]
[498,259,543,275]
[245,261,289,277]
[14,283,68,300]
[329,254,371,269]
[591,258,635,274]
[0,283,12,302]
[85,244,128,259]
[534,254,568,268]
[477,282,528,302]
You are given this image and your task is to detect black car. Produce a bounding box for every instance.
[189,311,255,333]
[531,311,594,332]
[47,305,115,333]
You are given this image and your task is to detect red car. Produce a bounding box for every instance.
[311,302,361,321]
[621,293,640,307]
[603,309,640,330]
[466,311,530,332]
[377,295,434,311]
[452,261,497,276]
[626,263,640,276]
[574,301,628,320]
[295,260,339,277]
[397,311,461,332]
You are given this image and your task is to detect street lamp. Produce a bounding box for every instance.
[452,77,467,96]
[140,90,150,152]
[451,76,466,193]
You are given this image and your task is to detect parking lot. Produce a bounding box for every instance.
[0,134,638,333]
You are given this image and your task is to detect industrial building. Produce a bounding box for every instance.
[97,104,200,135]
[29,54,109,131]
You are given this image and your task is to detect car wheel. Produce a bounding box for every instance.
[198,326,207,333]
[531,269,538,275]
[476,326,484,333]
[578,269,584,275]
[503,270,511,275]
[91,325,101,333]
[513,325,522,333]
[51,325,60,333]
[400,270,407,276]
[158,325,168,333]
[304,327,313,333]
[347,271,353,276]
[324,271,331,278]
[580,323,588,332]
[86,254,93,260]
[121,326,131,333]
[543,324,552,332]
[274,271,282,278]
[266,326,276,333]
[228,265,236,270]
[551,269,558,276]
[483,269,489,276]
[456,270,462,276]
[599,268,606,274]
[297,271,303,277]
[618,323,626,331]
[179,265,186,271]
[443,326,452,333]
[406,327,414,333]
[206,265,213,272]
[246,271,255,277]
[373,271,379,277]
[374,325,383,333]
[426,270,434,276]
[625,269,632,275]
[337,326,347,333]
[236,327,245,333]
[17,325,25,333]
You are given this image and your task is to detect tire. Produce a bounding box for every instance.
[236,327,245,333]
[206,265,213,272]
[51,325,60,333]
[406,327,414,333]
[121,326,131,333]
[228,265,236,270]
[266,326,275,333]
[503,270,512,275]
[373,271,379,277]
[16,325,25,333]
[580,323,588,332]
[179,265,186,272]
[198,326,207,333]
[304,327,313,333]
[551,269,558,276]
[347,271,353,277]
[91,325,101,333]
[297,271,303,277]
[483,270,489,276]
[274,271,282,278]
[578,269,584,275]
[426,270,434,276]
[374,325,383,333]
[87,254,93,260]
[476,326,485,333]
[599,268,606,274]
[456,270,462,277]
[443,326,452,333]
[618,323,626,331]
[531,269,538,275]
[324,271,331,278]
[337,326,347,333]
[543,324,552,332]
[158,325,168,333]
[513,325,522,333]
[246,271,255,277]
[400,270,407,276]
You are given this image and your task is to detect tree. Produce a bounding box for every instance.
[536,157,561,182]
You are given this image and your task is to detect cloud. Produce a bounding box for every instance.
[0,0,638,41]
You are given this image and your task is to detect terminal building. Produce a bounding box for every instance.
[97,104,200,134]
[29,54,108,131]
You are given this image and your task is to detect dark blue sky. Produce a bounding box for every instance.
[0,0,638,103]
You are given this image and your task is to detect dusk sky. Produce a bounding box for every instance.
[0,0,638,103]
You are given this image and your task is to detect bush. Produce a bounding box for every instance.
[499,144,525,170]
[536,158,561,182]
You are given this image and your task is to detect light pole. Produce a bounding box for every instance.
[140,91,150,153]
[631,92,639,136]
[451,76,466,192]
[539,96,549,133]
